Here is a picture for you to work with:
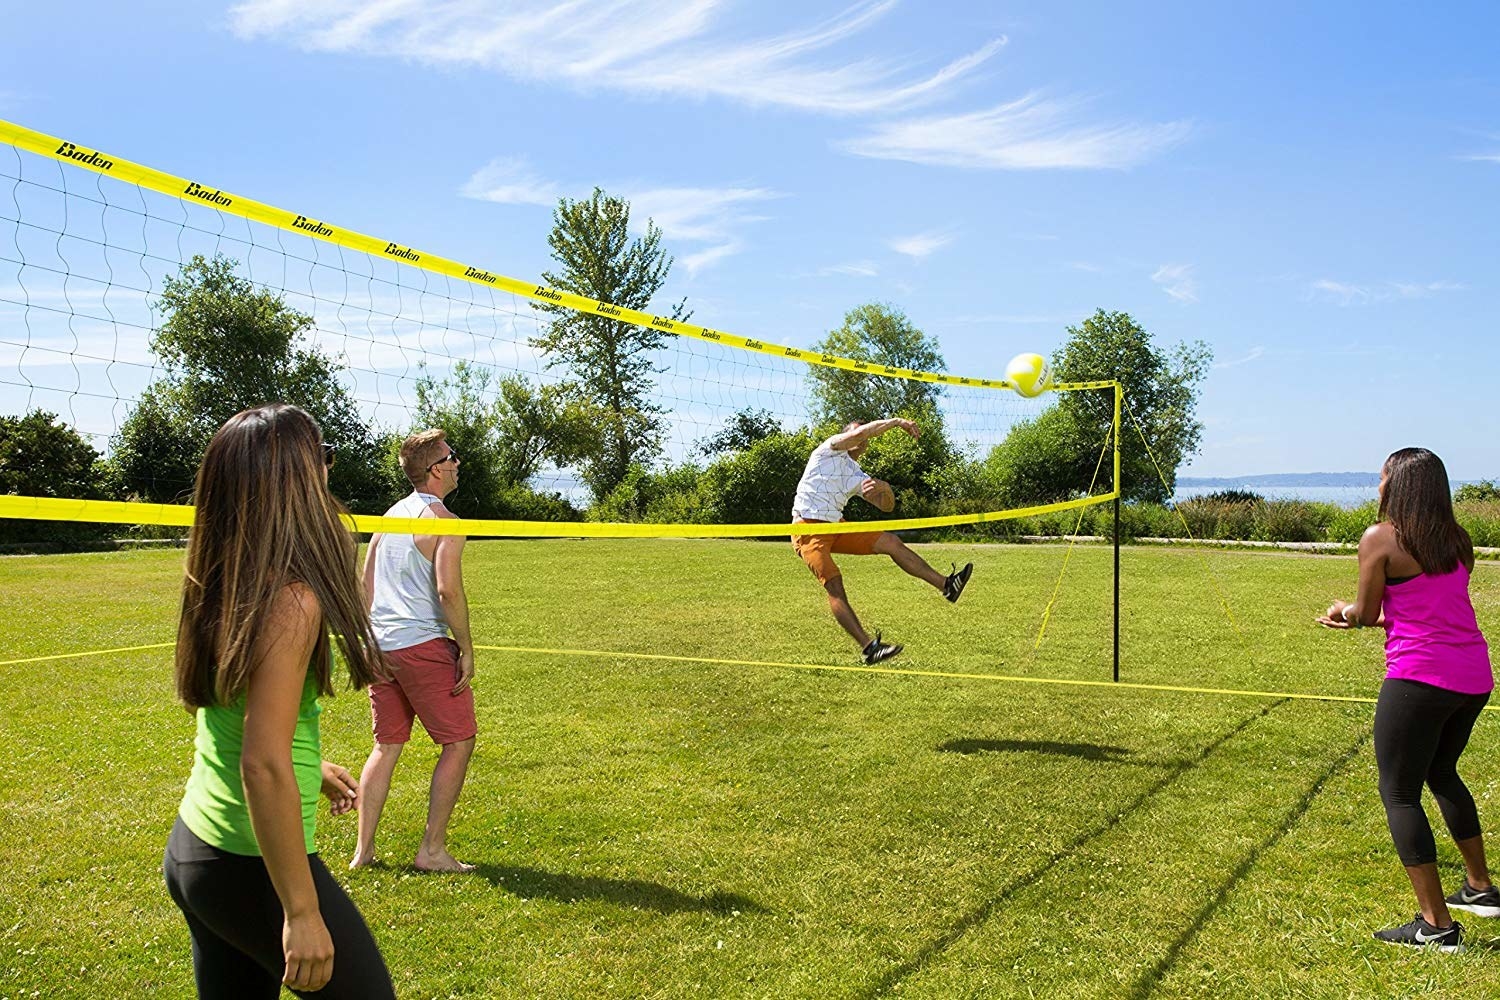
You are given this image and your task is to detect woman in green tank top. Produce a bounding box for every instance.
[163,404,395,998]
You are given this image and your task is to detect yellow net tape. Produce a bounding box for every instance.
[0,117,1122,538]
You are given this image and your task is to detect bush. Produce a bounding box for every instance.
[0,410,116,547]
[1251,500,1334,543]
[1455,481,1500,504]
[1457,501,1500,549]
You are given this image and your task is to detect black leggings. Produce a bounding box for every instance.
[163,818,395,999]
[1374,678,1490,866]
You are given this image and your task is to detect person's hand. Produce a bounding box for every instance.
[320,761,358,817]
[282,912,335,991]
[453,647,475,696]
[860,478,895,512]
[1317,600,1354,629]
[898,419,920,438]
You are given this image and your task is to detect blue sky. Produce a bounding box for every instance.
[2,1,1497,480]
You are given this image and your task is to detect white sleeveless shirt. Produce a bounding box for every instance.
[369,491,450,652]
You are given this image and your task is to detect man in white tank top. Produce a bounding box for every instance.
[351,429,478,873]
[791,418,973,665]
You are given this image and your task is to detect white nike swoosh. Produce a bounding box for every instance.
[1414,929,1452,944]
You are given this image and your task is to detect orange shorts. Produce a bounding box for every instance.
[791,519,883,586]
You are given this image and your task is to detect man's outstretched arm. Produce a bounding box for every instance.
[829,418,920,452]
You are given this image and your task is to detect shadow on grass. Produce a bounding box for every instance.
[863,699,1291,999]
[937,737,1143,763]
[472,864,766,916]
[1125,725,1373,999]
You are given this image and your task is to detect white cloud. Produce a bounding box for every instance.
[460,157,561,206]
[1308,278,1465,306]
[679,242,741,277]
[1212,346,1265,370]
[1067,261,1104,273]
[888,230,953,259]
[228,0,1004,116]
[1152,263,1197,303]
[840,92,1189,169]
[820,261,879,277]
[1459,153,1500,163]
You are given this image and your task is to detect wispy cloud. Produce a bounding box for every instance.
[1152,263,1197,303]
[461,157,561,206]
[1308,278,1465,306]
[459,164,779,276]
[888,230,953,259]
[1458,152,1500,163]
[228,0,1004,116]
[820,261,879,277]
[1067,261,1104,273]
[840,92,1189,169]
[1212,346,1264,370]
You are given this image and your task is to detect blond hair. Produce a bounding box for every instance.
[399,429,450,489]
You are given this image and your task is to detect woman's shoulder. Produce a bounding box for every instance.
[270,581,323,630]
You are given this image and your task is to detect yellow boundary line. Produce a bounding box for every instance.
[0,115,1122,536]
[4,638,1477,712]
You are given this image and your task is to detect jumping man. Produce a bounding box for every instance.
[791,417,973,664]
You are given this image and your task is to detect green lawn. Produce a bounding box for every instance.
[2,539,1499,998]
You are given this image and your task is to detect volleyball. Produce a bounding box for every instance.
[1006,353,1053,398]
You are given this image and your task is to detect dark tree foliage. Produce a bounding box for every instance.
[109,254,400,510]
[985,309,1211,505]
[696,408,782,457]
[0,410,112,544]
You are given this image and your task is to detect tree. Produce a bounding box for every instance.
[412,361,595,519]
[109,254,398,510]
[531,188,688,503]
[696,408,782,457]
[806,303,947,427]
[0,410,112,545]
[986,309,1211,504]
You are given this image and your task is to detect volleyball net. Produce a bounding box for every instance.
[0,118,1119,539]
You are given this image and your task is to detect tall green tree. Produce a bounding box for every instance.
[986,309,1212,504]
[806,303,947,428]
[109,254,398,510]
[531,188,688,502]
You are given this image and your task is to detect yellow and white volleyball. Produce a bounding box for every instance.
[1005,352,1053,398]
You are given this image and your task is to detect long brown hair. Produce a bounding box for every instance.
[176,404,384,709]
[1379,447,1473,576]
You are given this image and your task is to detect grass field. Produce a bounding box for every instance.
[3,539,1499,998]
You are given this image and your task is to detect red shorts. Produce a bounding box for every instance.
[369,637,477,745]
[791,519,883,586]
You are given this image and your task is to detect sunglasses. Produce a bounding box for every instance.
[320,442,337,467]
[428,450,458,471]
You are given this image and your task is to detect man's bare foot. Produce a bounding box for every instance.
[413,849,475,873]
[349,853,380,870]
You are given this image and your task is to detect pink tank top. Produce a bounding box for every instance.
[1383,565,1493,695]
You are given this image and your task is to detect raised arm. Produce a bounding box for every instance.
[829,418,920,452]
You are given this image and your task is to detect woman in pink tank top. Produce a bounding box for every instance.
[1319,448,1494,952]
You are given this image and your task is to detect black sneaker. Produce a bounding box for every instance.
[862,632,903,665]
[1447,881,1500,918]
[1373,914,1464,953]
[943,562,973,603]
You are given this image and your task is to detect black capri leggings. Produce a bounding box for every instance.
[163,817,395,999]
[1374,677,1490,867]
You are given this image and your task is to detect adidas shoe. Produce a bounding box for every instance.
[862,632,903,665]
[943,562,973,603]
[1373,914,1464,953]
[1447,880,1500,918]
